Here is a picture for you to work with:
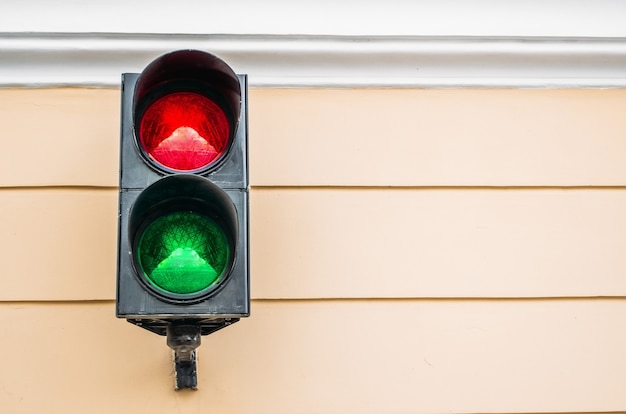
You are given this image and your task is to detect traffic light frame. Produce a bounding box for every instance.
[116,50,249,341]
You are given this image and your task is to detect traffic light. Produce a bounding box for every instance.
[116,50,249,388]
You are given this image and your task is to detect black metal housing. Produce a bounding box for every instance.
[116,50,249,336]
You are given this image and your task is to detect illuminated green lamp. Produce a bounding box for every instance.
[137,211,230,295]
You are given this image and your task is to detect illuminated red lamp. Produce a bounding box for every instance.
[138,91,230,172]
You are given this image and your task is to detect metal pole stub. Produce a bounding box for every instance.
[166,323,202,390]
[173,350,198,390]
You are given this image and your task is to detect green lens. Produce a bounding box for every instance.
[137,211,230,295]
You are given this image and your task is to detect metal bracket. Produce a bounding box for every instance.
[126,318,239,390]
[167,323,202,390]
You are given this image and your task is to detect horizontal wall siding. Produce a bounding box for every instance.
[3,187,626,300]
[1,87,624,414]
[0,89,119,187]
[251,188,626,299]
[250,89,626,187]
[0,300,624,414]
[2,89,626,187]
[0,189,117,300]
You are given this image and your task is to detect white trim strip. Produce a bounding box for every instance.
[1,33,626,88]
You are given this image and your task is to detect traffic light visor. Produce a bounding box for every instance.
[132,49,241,173]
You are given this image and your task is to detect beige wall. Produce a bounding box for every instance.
[1,88,625,413]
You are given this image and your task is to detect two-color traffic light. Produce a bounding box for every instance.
[116,50,249,387]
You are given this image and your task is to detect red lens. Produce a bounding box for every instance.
[138,92,231,171]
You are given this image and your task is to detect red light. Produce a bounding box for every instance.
[138,92,231,171]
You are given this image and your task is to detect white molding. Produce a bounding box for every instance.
[3,1,626,38]
[1,33,626,88]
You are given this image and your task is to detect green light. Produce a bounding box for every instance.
[137,211,230,295]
